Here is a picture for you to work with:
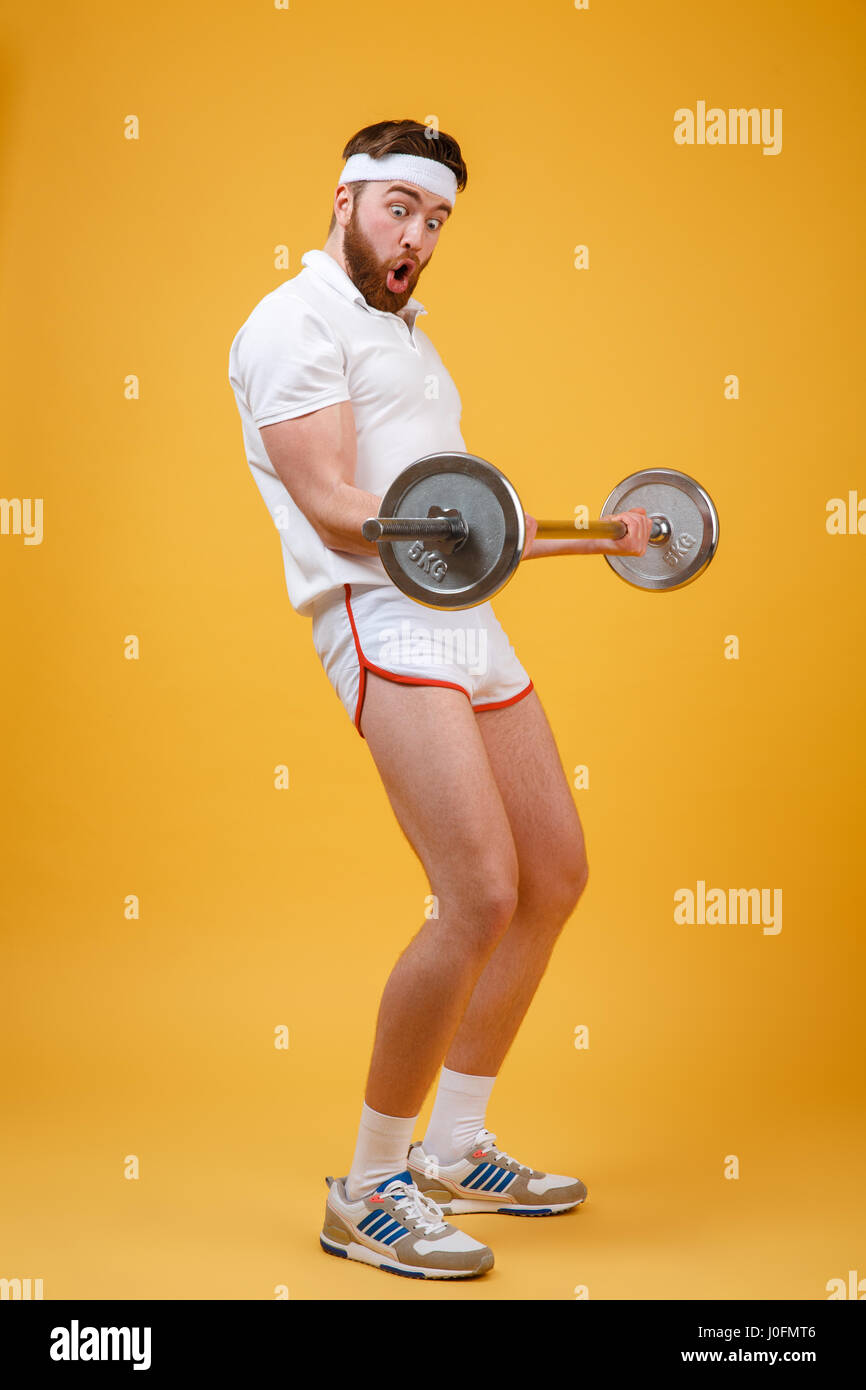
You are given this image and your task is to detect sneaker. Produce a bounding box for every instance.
[320,1168,494,1279]
[407,1128,588,1216]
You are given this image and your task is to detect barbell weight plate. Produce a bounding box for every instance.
[376,452,525,610]
[599,468,720,591]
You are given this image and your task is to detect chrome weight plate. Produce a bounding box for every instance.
[600,468,720,591]
[376,452,526,610]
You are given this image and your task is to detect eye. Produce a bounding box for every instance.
[389,204,407,217]
[426,218,442,232]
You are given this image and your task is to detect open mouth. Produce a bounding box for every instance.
[386,259,414,293]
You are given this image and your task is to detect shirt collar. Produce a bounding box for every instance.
[300,249,428,328]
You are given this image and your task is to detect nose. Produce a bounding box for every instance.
[401,216,426,250]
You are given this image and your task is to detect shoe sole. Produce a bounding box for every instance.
[428,1195,587,1216]
[320,1232,493,1279]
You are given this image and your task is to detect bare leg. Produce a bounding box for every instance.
[358,674,520,1116]
[443,689,588,1076]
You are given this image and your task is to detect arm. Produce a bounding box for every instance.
[521,509,652,560]
[258,401,382,558]
[259,401,651,564]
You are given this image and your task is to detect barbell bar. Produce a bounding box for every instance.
[363,451,720,610]
[362,514,673,544]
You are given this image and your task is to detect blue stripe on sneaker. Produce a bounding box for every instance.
[373,1215,402,1238]
[464,1163,488,1185]
[492,1169,515,1192]
[480,1168,506,1191]
[466,1164,498,1189]
[381,1223,407,1245]
[361,1212,392,1236]
[369,1223,397,1245]
[358,1211,386,1233]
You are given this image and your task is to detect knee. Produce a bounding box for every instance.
[525,841,589,924]
[565,852,589,911]
[463,867,520,946]
[436,855,520,952]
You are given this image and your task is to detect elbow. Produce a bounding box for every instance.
[304,508,339,550]
[316,523,343,551]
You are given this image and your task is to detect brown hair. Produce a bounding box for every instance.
[327,119,468,234]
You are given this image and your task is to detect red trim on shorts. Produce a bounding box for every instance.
[343,584,473,740]
[473,680,534,713]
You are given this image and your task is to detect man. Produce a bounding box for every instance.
[228,119,650,1280]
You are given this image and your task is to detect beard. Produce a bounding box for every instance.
[342,204,423,313]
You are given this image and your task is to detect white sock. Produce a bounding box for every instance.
[422,1066,498,1166]
[344,1102,419,1202]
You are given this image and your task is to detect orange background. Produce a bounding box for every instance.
[1,0,864,1299]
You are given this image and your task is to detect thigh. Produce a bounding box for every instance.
[359,672,519,910]
[474,688,588,904]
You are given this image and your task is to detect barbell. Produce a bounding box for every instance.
[361,451,720,610]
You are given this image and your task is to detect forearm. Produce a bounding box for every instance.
[523,535,623,559]
[314,491,632,561]
[315,480,384,557]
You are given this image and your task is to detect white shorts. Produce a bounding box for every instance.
[310,582,534,738]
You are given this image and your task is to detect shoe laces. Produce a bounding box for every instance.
[473,1128,531,1174]
[380,1178,448,1235]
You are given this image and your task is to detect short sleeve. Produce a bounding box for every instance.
[229,296,350,428]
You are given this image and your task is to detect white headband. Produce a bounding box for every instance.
[337,152,458,208]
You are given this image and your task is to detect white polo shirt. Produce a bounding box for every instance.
[227,249,467,616]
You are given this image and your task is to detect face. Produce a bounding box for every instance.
[338,180,451,313]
